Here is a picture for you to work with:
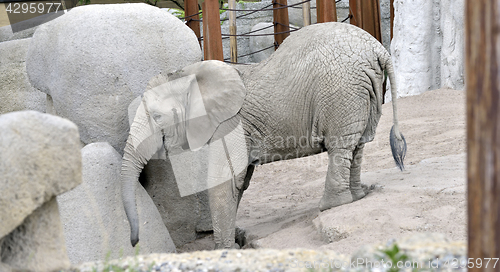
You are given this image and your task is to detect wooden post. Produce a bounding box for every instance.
[349,0,360,26]
[185,0,201,46]
[317,0,337,23]
[369,0,381,42]
[390,0,394,40]
[228,0,237,63]
[349,0,381,43]
[466,1,500,271]
[273,0,290,50]
[302,1,311,26]
[202,0,223,61]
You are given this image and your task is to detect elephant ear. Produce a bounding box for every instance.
[174,60,246,151]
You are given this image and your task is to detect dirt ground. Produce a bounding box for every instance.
[181,88,466,255]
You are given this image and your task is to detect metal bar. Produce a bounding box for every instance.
[466,1,500,271]
[202,0,223,61]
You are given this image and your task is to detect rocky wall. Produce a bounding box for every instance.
[388,0,464,100]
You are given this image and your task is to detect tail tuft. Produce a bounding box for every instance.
[390,125,406,171]
[131,235,139,247]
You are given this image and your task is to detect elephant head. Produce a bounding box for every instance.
[121,60,246,247]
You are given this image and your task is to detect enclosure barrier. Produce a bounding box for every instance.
[181,0,387,65]
[348,0,381,43]
[466,0,500,271]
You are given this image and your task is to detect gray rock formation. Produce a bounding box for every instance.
[353,233,466,270]
[0,38,45,114]
[74,233,465,271]
[26,3,202,154]
[0,25,38,43]
[0,110,81,272]
[76,248,349,272]
[440,0,465,91]
[388,0,464,100]
[248,22,297,63]
[0,9,66,42]
[57,142,176,265]
[249,22,277,63]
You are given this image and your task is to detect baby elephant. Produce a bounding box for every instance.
[121,22,406,249]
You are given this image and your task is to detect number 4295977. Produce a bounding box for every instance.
[6,2,62,14]
[444,258,499,268]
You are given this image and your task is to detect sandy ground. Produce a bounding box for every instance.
[180,88,466,255]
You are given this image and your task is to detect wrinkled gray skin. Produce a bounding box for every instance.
[121,22,406,249]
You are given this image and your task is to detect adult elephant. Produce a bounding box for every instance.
[121,22,406,249]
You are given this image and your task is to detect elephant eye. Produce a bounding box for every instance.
[153,114,162,123]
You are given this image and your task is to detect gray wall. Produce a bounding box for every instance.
[388,0,464,100]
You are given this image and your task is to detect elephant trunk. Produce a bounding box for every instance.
[121,103,164,247]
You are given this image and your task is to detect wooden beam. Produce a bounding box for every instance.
[202,0,223,61]
[466,1,500,271]
[228,0,237,63]
[369,0,381,42]
[317,0,337,23]
[185,0,201,46]
[390,0,394,40]
[349,0,381,43]
[349,0,360,27]
[273,0,290,50]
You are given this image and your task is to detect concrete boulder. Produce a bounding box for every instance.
[0,38,46,114]
[58,142,176,264]
[0,9,67,42]
[0,25,37,43]
[0,111,81,272]
[26,3,202,154]
[352,233,466,269]
[249,22,275,63]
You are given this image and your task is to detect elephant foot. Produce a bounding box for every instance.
[214,243,240,250]
[350,183,369,201]
[319,190,353,211]
[235,227,247,248]
[213,227,247,250]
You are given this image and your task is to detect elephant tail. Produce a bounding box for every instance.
[383,54,407,171]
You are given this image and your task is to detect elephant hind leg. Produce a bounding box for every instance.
[319,148,354,211]
[350,143,367,201]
